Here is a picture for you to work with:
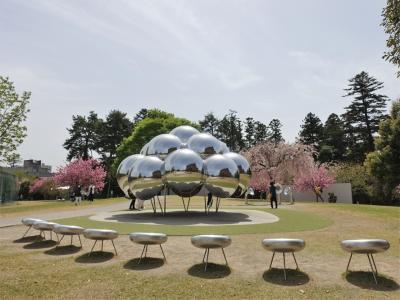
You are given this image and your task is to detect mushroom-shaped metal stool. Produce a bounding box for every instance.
[341,239,390,284]
[53,225,85,248]
[191,235,232,271]
[262,238,306,280]
[129,232,168,264]
[83,229,119,256]
[21,218,44,238]
[32,221,59,241]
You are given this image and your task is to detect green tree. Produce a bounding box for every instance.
[298,113,324,152]
[112,110,197,173]
[319,113,346,162]
[0,76,30,165]
[199,112,220,137]
[132,108,148,129]
[381,0,400,77]
[365,99,400,204]
[331,163,374,204]
[268,118,283,144]
[244,117,255,148]
[63,111,101,160]
[96,110,133,196]
[342,71,389,161]
[254,121,269,144]
[218,110,245,151]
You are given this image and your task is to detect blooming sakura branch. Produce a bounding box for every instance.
[54,158,106,191]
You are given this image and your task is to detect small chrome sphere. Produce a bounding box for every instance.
[204,154,239,198]
[187,133,222,158]
[116,154,145,196]
[140,143,149,155]
[223,152,251,196]
[128,156,165,200]
[147,134,182,159]
[170,125,200,143]
[163,149,204,197]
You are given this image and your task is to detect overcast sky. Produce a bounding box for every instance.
[1,0,399,169]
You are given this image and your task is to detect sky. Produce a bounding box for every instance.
[1,0,399,169]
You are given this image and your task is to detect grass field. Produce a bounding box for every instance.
[0,201,399,299]
[0,198,126,216]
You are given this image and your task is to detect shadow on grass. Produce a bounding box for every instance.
[124,257,165,270]
[13,235,41,243]
[187,263,231,279]
[345,271,399,291]
[75,251,115,263]
[44,245,82,256]
[23,240,57,249]
[263,268,310,286]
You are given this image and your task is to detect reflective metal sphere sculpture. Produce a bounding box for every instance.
[163,149,204,197]
[170,125,199,143]
[220,142,230,154]
[128,156,165,200]
[223,152,251,196]
[147,134,182,159]
[116,154,145,196]
[140,143,149,155]
[187,133,222,158]
[204,154,239,198]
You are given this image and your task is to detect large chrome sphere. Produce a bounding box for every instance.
[204,154,239,198]
[170,125,199,143]
[187,133,222,158]
[163,149,204,197]
[220,142,230,154]
[223,152,251,196]
[116,154,145,196]
[128,156,165,200]
[147,134,182,159]
[140,143,149,155]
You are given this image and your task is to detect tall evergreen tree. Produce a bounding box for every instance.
[244,117,255,148]
[319,113,346,162]
[132,108,148,129]
[254,121,269,144]
[199,112,220,137]
[218,110,245,151]
[268,118,283,144]
[63,111,101,160]
[342,71,389,161]
[298,112,324,150]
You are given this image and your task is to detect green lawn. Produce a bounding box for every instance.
[53,208,332,235]
[0,198,125,215]
[326,203,400,219]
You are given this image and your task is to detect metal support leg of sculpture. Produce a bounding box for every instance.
[292,252,299,270]
[204,248,210,271]
[346,253,353,272]
[78,235,82,248]
[22,226,32,238]
[283,252,287,280]
[157,196,164,215]
[111,240,118,256]
[150,197,156,214]
[138,245,148,264]
[89,240,98,256]
[268,251,275,269]
[159,244,166,262]
[367,253,378,284]
[221,248,228,266]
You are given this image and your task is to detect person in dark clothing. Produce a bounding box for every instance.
[128,190,136,210]
[74,185,82,205]
[269,181,278,209]
[88,185,95,202]
[207,192,213,208]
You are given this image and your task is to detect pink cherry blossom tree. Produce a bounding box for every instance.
[29,177,52,193]
[54,158,106,191]
[294,164,335,201]
[243,141,315,191]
